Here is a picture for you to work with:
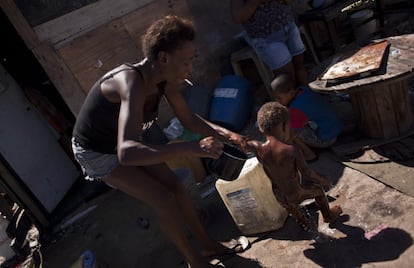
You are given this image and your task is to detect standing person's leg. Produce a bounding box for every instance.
[285,203,310,228]
[297,185,343,224]
[292,52,307,86]
[272,62,296,88]
[103,165,215,268]
[246,26,297,86]
[314,194,343,223]
[286,22,307,87]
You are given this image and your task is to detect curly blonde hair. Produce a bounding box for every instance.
[257,102,289,134]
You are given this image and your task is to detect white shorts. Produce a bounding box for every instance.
[245,22,306,70]
[71,138,119,181]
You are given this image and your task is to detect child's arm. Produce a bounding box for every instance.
[295,147,332,190]
[291,135,317,161]
[245,139,263,154]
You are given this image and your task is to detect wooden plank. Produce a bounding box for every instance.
[373,83,399,138]
[349,89,361,124]
[347,149,389,163]
[309,34,414,93]
[379,143,404,161]
[393,141,414,158]
[400,136,414,148]
[58,18,141,93]
[32,43,86,116]
[0,0,85,116]
[0,161,49,227]
[33,0,155,47]
[350,89,383,138]
[389,34,414,51]
[389,80,414,134]
[15,0,99,26]
[332,130,414,157]
[0,0,40,50]
[122,0,191,48]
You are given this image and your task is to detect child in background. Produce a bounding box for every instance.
[246,102,343,230]
[271,73,342,159]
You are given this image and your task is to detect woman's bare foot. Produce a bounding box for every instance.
[323,205,343,223]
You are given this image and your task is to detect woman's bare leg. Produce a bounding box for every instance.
[103,165,215,268]
[143,164,236,257]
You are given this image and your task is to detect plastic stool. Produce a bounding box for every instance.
[299,24,320,65]
[231,46,274,100]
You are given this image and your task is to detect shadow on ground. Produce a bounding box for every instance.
[304,216,413,267]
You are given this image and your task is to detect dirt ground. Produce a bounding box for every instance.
[20,5,414,268]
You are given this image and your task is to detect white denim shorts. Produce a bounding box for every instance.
[245,22,306,70]
[71,138,119,181]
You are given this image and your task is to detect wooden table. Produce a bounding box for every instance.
[309,34,414,139]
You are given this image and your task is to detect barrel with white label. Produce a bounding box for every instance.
[209,75,253,131]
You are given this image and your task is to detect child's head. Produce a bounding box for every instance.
[257,101,289,135]
[271,73,297,106]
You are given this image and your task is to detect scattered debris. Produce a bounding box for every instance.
[364,223,389,240]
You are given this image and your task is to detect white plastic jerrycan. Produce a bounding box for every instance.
[215,157,288,235]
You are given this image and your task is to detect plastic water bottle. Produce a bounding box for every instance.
[82,250,95,268]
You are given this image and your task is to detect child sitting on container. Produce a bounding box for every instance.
[271,73,343,160]
[246,102,342,230]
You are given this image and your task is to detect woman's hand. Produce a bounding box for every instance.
[227,132,248,151]
[198,136,224,159]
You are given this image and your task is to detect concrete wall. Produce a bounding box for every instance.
[1,0,244,121]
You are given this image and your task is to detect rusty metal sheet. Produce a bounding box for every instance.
[320,40,389,81]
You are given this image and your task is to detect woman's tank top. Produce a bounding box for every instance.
[73,63,165,154]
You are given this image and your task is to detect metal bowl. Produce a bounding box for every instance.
[207,143,248,181]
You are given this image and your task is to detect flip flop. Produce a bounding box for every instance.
[227,236,250,253]
[213,236,250,259]
[208,236,250,266]
[204,236,251,262]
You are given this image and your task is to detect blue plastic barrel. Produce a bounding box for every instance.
[209,75,253,132]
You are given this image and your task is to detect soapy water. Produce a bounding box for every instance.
[298,207,335,243]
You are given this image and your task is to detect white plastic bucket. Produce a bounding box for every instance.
[350,9,377,41]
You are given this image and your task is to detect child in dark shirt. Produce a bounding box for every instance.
[271,73,342,154]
